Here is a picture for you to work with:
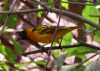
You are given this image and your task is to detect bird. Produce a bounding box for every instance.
[17,25,78,43]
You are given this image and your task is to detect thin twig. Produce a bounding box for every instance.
[0,9,44,14]
[34,0,100,29]
[0,0,99,30]
[76,52,100,68]
[22,43,100,56]
[0,0,17,35]
[81,52,100,65]
[0,6,99,29]
[62,1,100,6]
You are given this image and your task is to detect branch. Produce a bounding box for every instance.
[0,1,99,29]
[0,9,44,14]
[35,0,100,30]
[62,1,100,6]
[0,0,17,35]
[22,43,100,56]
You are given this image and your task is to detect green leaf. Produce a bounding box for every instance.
[5,47,16,64]
[11,38,24,55]
[82,3,99,30]
[52,50,62,58]
[0,43,16,64]
[66,46,96,58]
[0,64,9,71]
[37,10,43,17]
[47,0,53,7]
[0,44,6,54]
[1,0,17,28]
[6,15,17,28]
[70,65,85,71]
[94,30,100,42]
[0,0,17,28]
[61,0,69,9]
[34,60,47,65]
[15,64,25,70]
[0,15,17,28]
[61,32,72,46]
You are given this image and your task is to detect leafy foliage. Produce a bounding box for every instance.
[61,32,72,45]
[66,46,96,58]
[82,2,99,29]
[70,65,85,71]
[94,30,100,42]
[11,38,24,55]
[0,0,100,70]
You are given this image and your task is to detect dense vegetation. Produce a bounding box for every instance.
[0,0,100,71]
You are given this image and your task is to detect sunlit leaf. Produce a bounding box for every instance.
[52,50,62,58]
[66,46,96,58]
[94,30,100,42]
[61,0,69,9]
[82,3,99,30]
[0,64,9,71]
[0,42,17,64]
[0,44,6,54]
[34,60,47,65]
[0,44,16,64]
[61,32,72,46]
[15,64,25,70]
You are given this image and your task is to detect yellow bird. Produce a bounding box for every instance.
[18,25,78,43]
